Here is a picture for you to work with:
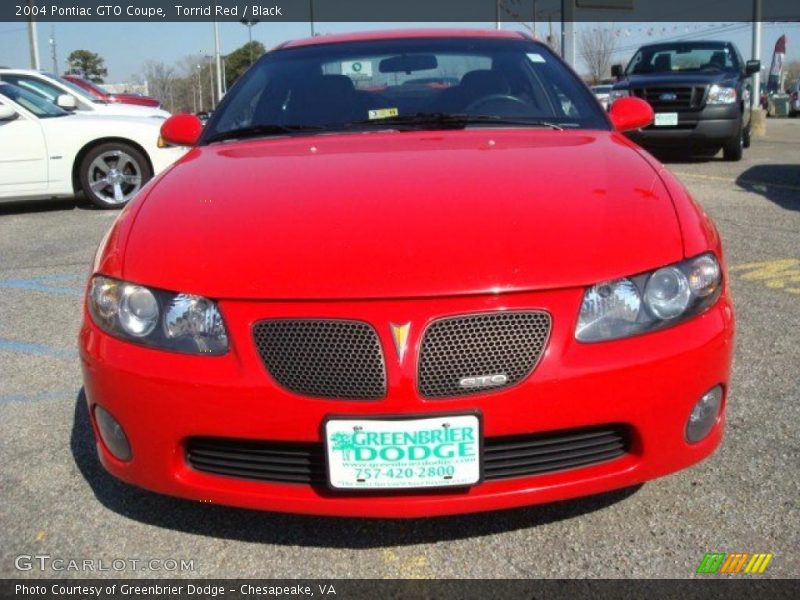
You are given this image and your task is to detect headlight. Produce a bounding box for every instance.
[88,276,229,354]
[575,253,722,342]
[608,89,629,102]
[707,84,737,105]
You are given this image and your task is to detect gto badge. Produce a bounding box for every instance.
[459,374,509,389]
[390,322,411,363]
[659,92,678,101]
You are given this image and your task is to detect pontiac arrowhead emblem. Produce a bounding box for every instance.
[390,322,411,363]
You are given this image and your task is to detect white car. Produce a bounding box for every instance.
[0,69,170,119]
[590,84,613,110]
[0,83,184,208]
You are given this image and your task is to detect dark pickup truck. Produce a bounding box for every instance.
[610,40,760,161]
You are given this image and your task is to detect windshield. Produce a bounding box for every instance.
[202,37,608,143]
[626,43,740,75]
[48,74,104,103]
[68,76,111,98]
[0,83,68,118]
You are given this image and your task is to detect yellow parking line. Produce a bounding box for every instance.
[674,172,800,193]
[731,259,800,295]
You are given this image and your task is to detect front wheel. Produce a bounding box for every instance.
[722,127,744,162]
[79,143,152,208]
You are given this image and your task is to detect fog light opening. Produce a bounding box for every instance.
[93,405,132,461]
[685,385,724,443]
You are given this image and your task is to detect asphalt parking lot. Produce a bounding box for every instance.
[1,122,798,579]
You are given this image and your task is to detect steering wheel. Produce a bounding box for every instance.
[464,94,530,113]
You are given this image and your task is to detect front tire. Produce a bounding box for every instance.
[742,122,751,148]
[79,143,152,209]
[722,127,744,162]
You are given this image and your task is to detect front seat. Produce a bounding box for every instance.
[433,69,511,113]
[705,51,727,70]
[653,54,672,72]
[284,74,359,126]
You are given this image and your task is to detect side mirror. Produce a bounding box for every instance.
[0,104,18,121]
[611,64,623,79]
[56,94,77,110]
[745,60,761,75]
[609,96,654,132]
[160,113,203,146]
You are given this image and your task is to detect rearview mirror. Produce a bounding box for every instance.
[745,60,761,75]
[160,113,203,146]
[0,104,18,121]
[379,54,438,74]
[611,64,623,78]
[609,96,654,132]
[56,94,77,110]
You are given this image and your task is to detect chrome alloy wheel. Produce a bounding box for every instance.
[88,150,143,205]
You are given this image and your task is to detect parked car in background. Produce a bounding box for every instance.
[62,74,162,108]
[0,69,169,119]
[610,40,760,160]
[590,83,613,109]
[0,83,184,208]
[788,80,800,116]
[80,29,732,518]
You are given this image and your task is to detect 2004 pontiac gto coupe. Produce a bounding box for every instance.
[80,29,734,517]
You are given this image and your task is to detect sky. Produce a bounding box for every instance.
[0,20,798,83]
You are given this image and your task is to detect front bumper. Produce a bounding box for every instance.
[79,288,734,518]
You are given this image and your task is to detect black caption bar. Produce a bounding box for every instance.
[2,579,800,600]
[3,0,800,23]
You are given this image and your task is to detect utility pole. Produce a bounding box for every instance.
[27,1,41,70]
[751,0,762,110]
[310,0,315,36]
[532,0,537,38]
[496,0,502,30]
[214,16,224,101]
[48,27,58,74]
[208,58,215,108]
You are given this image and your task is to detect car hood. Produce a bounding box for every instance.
[121,130,683,300]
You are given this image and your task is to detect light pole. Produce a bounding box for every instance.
[197,64,203,113]
[214,18,224,101]
[310,0,315,36]
[27,0,41,70]
[48,27,57,74]
[751,0,762,110]
[240,19,260,65]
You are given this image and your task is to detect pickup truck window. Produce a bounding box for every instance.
[626,43,739,75]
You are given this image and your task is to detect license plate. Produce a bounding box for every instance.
[655,112,679,126]
[324,415,481,490]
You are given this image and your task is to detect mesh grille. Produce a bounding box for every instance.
[252,319,386,400]
[418,311,551,398]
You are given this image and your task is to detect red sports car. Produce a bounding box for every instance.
[79,29,734,518]
[62,74,162,108]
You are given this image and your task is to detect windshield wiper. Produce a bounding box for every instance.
[205,123,329,144]
[346,112,565,131]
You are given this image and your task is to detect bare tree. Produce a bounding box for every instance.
[579,27,617,84]
[141,60,176,111]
